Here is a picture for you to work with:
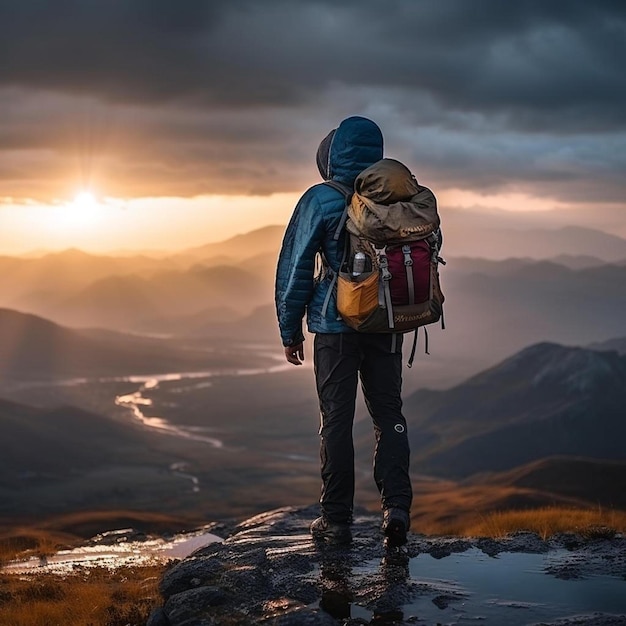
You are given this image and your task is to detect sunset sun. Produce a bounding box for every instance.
[68,190,99,219]
[72,190,98,212]
[51,190,104,231]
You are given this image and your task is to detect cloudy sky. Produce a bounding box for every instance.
[1,0,625,252]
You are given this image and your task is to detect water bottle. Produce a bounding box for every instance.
[352,252,366,277]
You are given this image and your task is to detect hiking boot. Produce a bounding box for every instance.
[310,516,352,545]
[382,508,410,547]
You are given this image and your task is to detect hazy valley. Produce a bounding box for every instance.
[1,218,625,540]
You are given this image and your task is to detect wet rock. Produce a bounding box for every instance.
[476,536,502,557]
[163,586,226,626]
[544,535,626,581]
[534,613,626,625]
[149,506,407,624]
[89,527,147,545]
[550,532,586,551]
[418,537,472,559]
[146,607,169,626]
[432,594,454,609]
[159,556,224,598]
[261,606,339,625]
[148,505,626,625]
[199,519,239,540]
[500,530,549,553]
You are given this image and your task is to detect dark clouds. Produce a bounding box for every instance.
[1,0,625,202]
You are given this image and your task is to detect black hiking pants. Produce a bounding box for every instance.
[313,332,412,524]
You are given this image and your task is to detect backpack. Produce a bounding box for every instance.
[321,158,445,365]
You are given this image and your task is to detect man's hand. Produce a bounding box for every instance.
[284,342,305,366]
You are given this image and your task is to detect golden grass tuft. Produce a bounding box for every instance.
[0,565,165,626]
[457,506,626,539]
[0,529,80,567]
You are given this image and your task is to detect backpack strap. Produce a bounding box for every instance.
[407,327,430,368]
[323,180,353,241]
[402,244,415,305]
[407,330,418,368]
[320,271,337,319]
[374,245,395,329]
[320,180,354,318]
[320,234,349,319]
[424,231,447,331]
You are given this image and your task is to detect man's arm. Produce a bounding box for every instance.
[275,189,325,363]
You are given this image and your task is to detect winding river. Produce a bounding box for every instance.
[114,357,295,448]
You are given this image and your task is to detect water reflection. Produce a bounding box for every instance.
[115,378,224,447]
[314,544,626,625]
[3,529,223,575]
[113,357,295,446]
[318,547,409,624]
[406,547,626,625]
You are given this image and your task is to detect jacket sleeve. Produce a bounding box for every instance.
[275,188,326,346]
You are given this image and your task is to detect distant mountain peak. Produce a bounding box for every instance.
[491,342,626,393]
[588,337,626,355]
[47,247,97,259]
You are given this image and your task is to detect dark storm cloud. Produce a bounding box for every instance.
[2,0,625,129]
[1,0,625,201]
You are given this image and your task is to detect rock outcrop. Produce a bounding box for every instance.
[148,505,407,625]
[147,506,626,626]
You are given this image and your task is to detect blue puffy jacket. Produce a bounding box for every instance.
[275,116,384,346]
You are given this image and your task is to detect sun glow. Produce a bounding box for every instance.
[60,191,103,227]
[0,192,299,254]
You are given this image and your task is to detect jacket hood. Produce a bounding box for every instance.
[316,116,383,186]
[316,129,336,181]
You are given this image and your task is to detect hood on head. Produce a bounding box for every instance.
[316,129,336,181]
[316,116,383,186]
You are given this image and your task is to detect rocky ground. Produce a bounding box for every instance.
[147,505,626,626]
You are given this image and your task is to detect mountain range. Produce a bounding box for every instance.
[0,225,623,366]
[394,342,626,479]
[442,223,626,262]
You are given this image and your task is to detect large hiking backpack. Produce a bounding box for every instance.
[322,159,445,364]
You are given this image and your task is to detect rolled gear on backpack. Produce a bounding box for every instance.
[328,158,445,345]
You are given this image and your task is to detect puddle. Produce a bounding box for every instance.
[2,530,223,575]
[318,548,626,625]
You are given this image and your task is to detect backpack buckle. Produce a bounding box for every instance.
[402,244,413,266]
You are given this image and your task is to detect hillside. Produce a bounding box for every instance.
[15,263,270,331]
[396,342,626,478]
[0,395,197,520]
[173,225,284,265]
[588,337,626,355]
[0,309,267,381]
[0,398,151,477]
[475,456,626,509]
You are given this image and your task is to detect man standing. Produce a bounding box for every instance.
[275,116,412,547]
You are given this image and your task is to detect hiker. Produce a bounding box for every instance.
[276,116,439,547]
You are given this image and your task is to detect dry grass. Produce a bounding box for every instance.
[0,524,168,626]
[0,529,80,568]
[442,506,626,539]
[0,565,165,626]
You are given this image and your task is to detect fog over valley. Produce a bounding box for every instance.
[1,215,625,531]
